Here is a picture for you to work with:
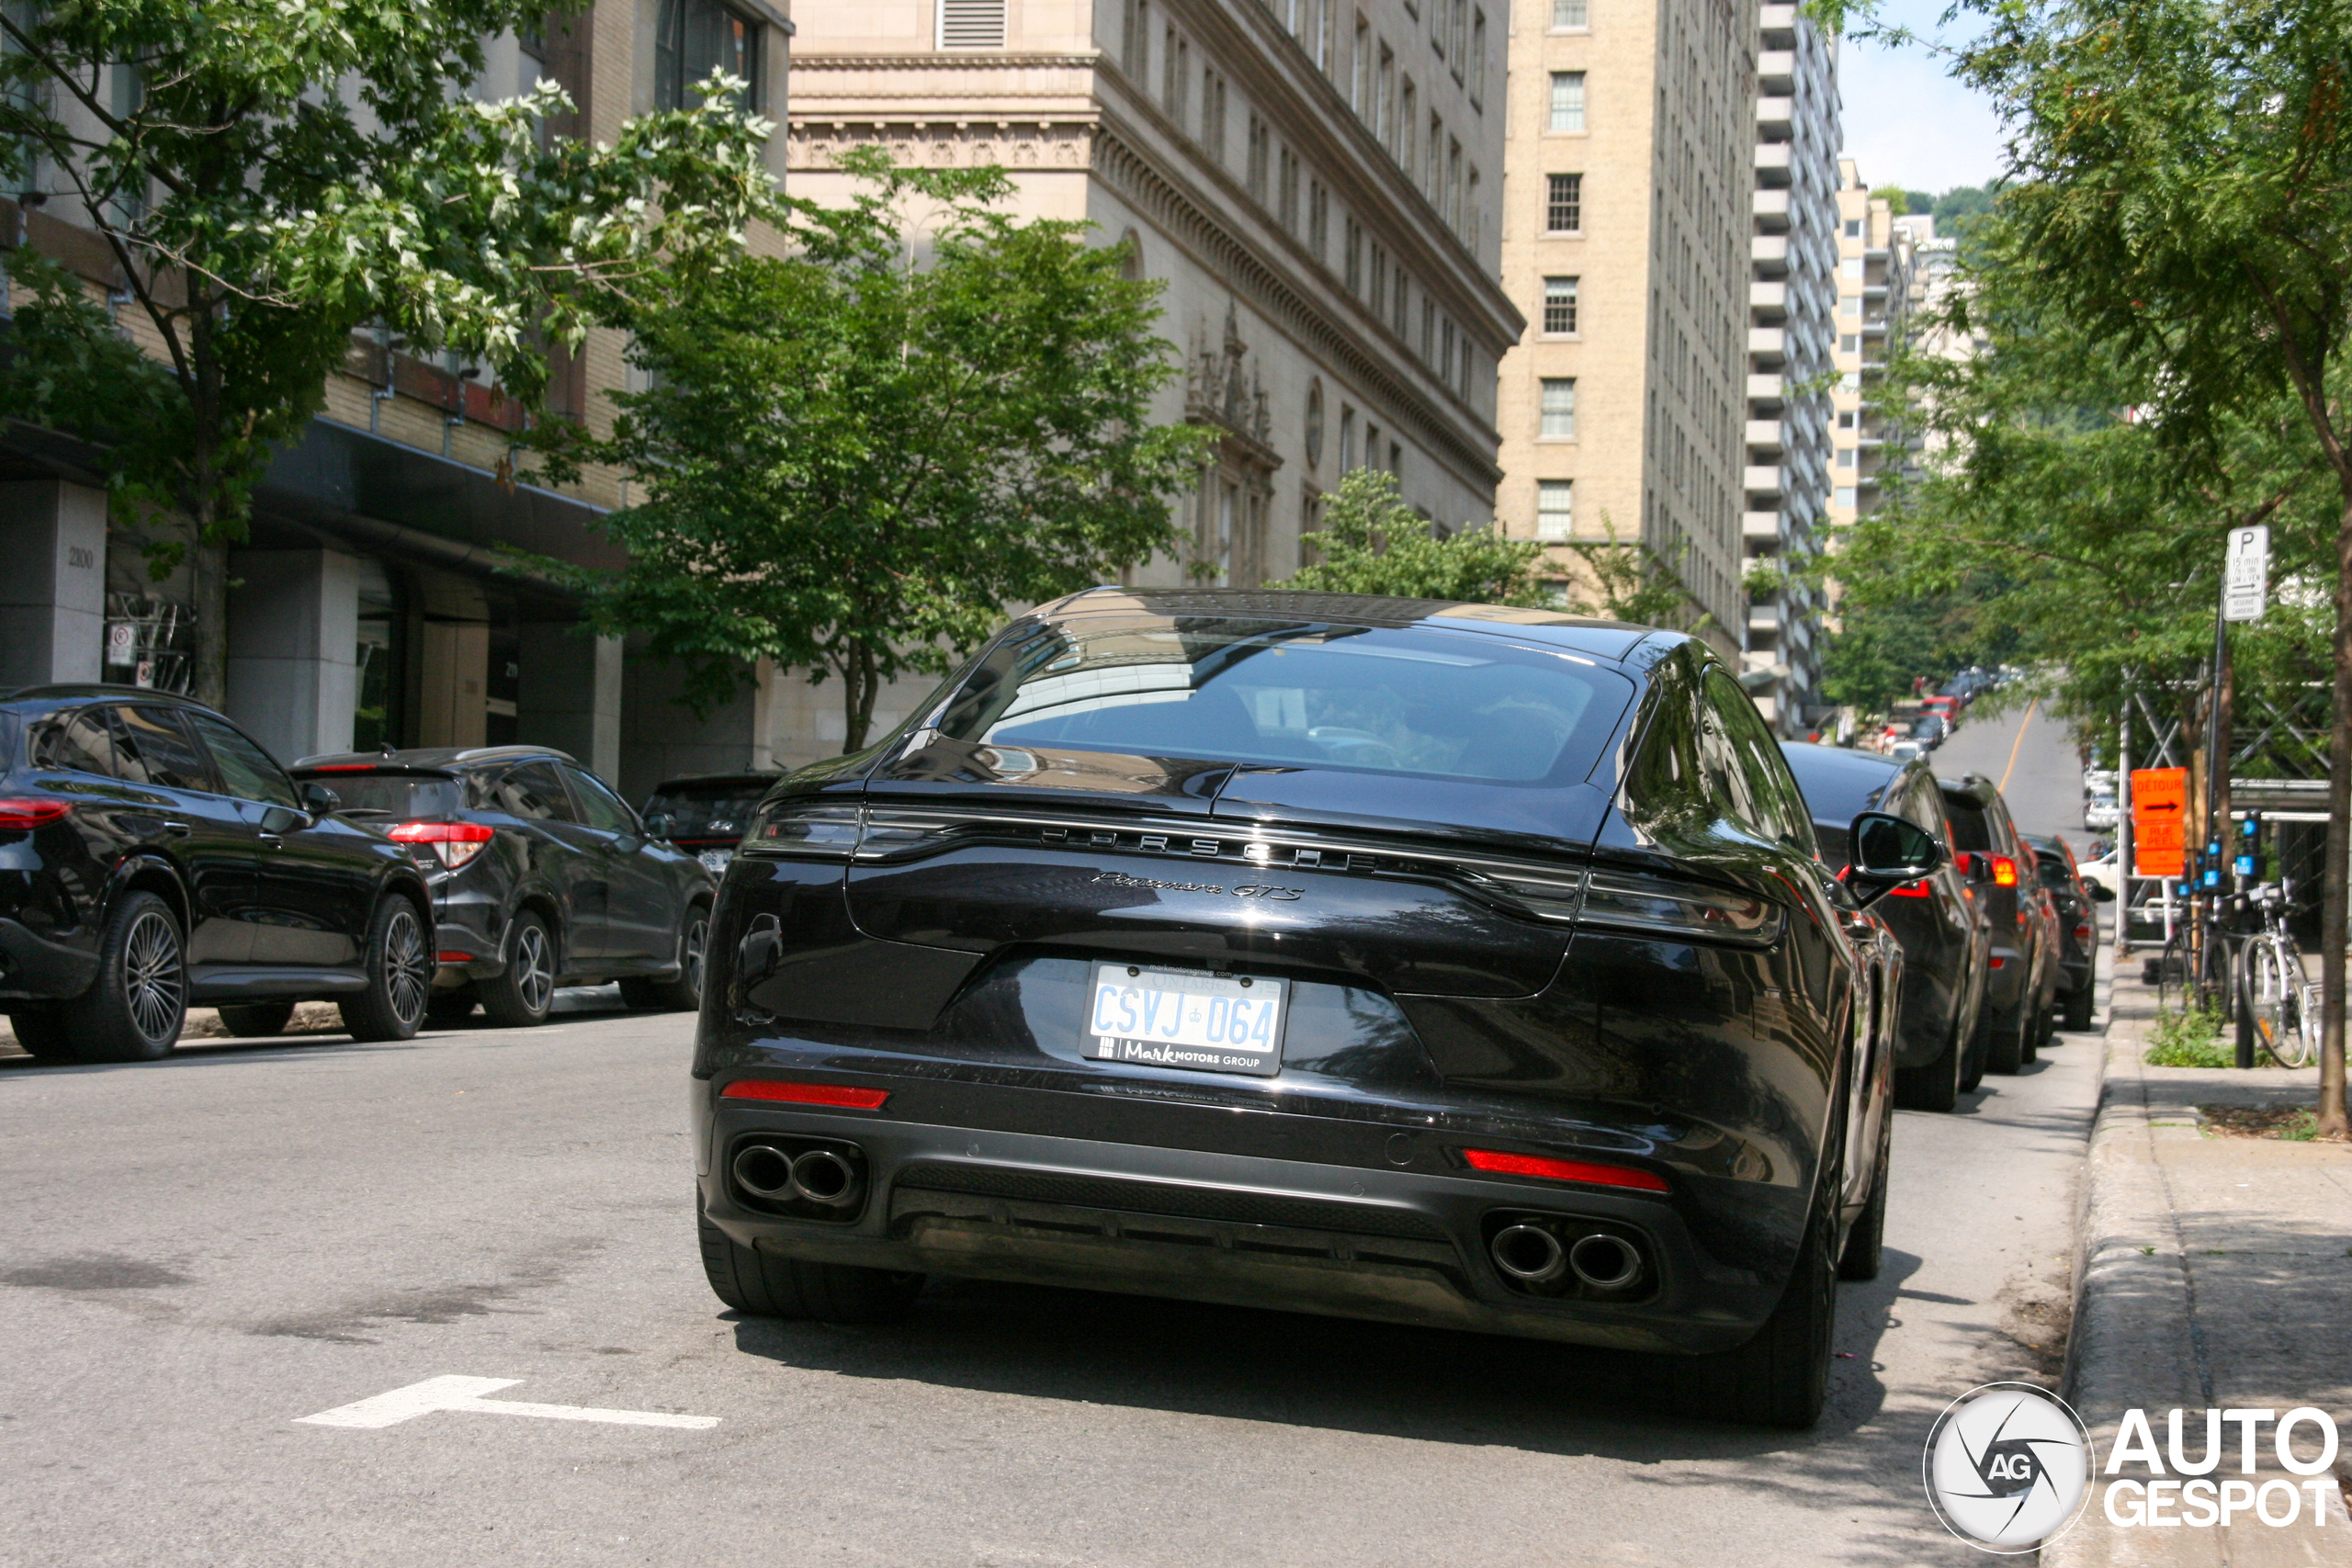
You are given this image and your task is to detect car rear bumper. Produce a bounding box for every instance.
[0,916,99,1002]
[694,1081,1804,1356]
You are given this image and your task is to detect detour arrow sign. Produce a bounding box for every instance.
[2132,768,2188,877]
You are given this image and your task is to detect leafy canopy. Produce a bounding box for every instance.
[526,148,1213,752]
[1277,468,1546,605]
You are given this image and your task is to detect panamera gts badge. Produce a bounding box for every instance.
[1092,871,1302,900]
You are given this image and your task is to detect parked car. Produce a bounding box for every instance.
[1922,694,1960,726]
[2078,844,2123,904]
[693,589,1939,1428]
[2085,793,2120,831]
[2027,833,2109,1031]
[1781,742,1993,1111]
[1888,739,1926,762]
[1939,774,2061,1074]
[641,772,777,875]
[0,685,436,1061]
[290,745,714,1026]
[1911,715,1950,750]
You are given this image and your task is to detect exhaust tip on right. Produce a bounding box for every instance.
[1567,1232,1644,1292]
[787,1148,862,1207]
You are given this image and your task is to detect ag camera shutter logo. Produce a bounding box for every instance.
[1924,1382,2096,1551]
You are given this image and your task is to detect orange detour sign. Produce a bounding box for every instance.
[2131,768,2188,877]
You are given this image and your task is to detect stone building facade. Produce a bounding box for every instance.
[1738,0,1838,734]
[1493,0,1752,652]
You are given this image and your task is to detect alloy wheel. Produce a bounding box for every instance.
[123,909,184,1044]
[682,914,708,1001]
[385,908,431,1027]
[514,923,554,1015]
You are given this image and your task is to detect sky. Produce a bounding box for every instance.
[1837,0,2007,197]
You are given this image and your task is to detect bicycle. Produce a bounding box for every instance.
[2237,881,2317,1067]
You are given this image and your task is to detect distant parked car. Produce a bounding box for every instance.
[1888,739,1925,762]
[1939,774,2061,1075]
[2027,834,2109,1031]
[1,685,435,1061]
[641,772,778,875]
[2078,844,2123,904]
[290,745,714,1026]
[1911,715,1950,750]
[2085,793,2120,831]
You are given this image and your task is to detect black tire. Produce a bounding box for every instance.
[339,896,432,1043]
[1675,1162,1840,1428]
[1838,1111,1892,1282]
[2063,982,2096,1032]
[63,889,186,1063]
[1893,1011,1963,1112]
[478,910,556,1028]
[6,1005,80,1063]
[1981,1001,2026,1075]
[621,904,709,1012]
[696,1198,922,1324]
[217,1001,296,1038]
[425,987,479,1026]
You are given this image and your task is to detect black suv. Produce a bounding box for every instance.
[2027,833,2106,1031]
[641,772,778,875]
[1939,774,2059,1074]
[1781,742,1992,1111]
[0,685,435,1062]
[290,746,714,1027]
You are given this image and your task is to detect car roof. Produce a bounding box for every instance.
[0,683,217,713]
[1028,586,1672,665]
[1938,773,2001,809]
[292,744,578,773]
[1778,740,1914,823]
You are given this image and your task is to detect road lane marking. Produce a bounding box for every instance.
[296,1375,718,1430]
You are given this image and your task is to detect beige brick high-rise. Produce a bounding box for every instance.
[1495,0,1751,652]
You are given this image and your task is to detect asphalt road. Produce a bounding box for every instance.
[1,706,2101,1568]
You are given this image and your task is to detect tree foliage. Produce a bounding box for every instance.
[0,0,773,702]
[1277,468,1547,605]
[526,148,1211,752]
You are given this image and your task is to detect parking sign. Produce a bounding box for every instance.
[2223,525,2269,622]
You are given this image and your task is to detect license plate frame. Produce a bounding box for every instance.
[1085,964,1288,1078]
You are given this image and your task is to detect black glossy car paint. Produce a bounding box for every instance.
[0,686,431,1014]
[692,591,1897,1359]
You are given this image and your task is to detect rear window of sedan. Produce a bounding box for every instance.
[931,615,1635,785]
[307,772,466,822]
[645,784,768,839]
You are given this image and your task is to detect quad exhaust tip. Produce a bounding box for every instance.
[1489,1223,1647,1293]
[731,1143,865,1209]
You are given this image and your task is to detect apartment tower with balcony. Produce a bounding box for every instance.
[1738,1,1837,734]
[1495,0,1753,649]
[1826,162,1916,541]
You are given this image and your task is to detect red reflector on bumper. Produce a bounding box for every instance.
[721,1079,890,1110]
[1461,1147,1669,1192]
[1990,956,2007,969]
[436,951,471,964]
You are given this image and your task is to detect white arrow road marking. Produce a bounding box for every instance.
[296,1375,718,1430]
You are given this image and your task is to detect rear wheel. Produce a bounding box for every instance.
[217,1001,296,1038]
[478,911,556,1028]
[1838,1110,1893,1282]
[65,890,186,1063]
[1980,998,2027,1075]
[6,1005,79,1063]
[2063,981,2096,1032]
[1675,1177,1838,1428]
[621,904,708,1012]
[340,897,432,1043]
[696,1197,922,1323]
[1894,1010,1964,1112]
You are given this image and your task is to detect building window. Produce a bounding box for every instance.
[1445,139,1461,229]
[1837,448,1857,468]
[1353,15,1371,110]
[1544,172,1582,233]
[1465,169,1479,250]
[1420,296,1436,361]
[1399,81,1416,167]
[1306,380,1325,468]
[1839,333,1860,353]
[1344,217,1363,293]
[1838,411,1857,429]
[1540,378,1577,438]
[1376,45,1396,142]
[1308,179,1329,260]
[1835,487,1857,509]
[1246,113,1270,200]
[1340,405,1357,470]
[1392,263,1409,335]
[1470,10,1487,102]
[1537,480,1574,540]
[1164,31,1184,128]
[1547,72,1585,132]
[936,0,1008,50]
[1845,219,1862,239]
[1552,0,1587,28]
[1840,295,1862,316]
[1542,276,1578,333]
[655,0,763,110]
[1203,71,1227,162]
[1369,242,1388,317]
[1123,0,1150,78]
[1278,147,1300,231]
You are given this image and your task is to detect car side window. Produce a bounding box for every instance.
[1703,670,1816,856]
[563,765,639,835]
[112,705,217,793]
[1619,668,1713,839]
[34,709,118,777]
[494,761,576,822]
[184,712,300,809]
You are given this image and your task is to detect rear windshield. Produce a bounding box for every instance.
[1942,795,1994,852]
[644,784,768,840]
[310,772,464,821]
[931,615,1635,786]
[1779,750,1900,868]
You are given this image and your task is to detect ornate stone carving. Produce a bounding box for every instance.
[788,120,1095,173]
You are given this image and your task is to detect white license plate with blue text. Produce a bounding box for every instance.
[1087,964,1287,1077]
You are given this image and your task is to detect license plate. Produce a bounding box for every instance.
[697,848,734,874]
[1086,964,1286,1077]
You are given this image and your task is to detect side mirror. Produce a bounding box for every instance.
[645,811,675,838]
[2092,882,2116,902]
[1847,811,1947,907]
[260,804,308,834]
[301,782,341,815]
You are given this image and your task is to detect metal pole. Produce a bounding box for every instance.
[2118,694,2133,958]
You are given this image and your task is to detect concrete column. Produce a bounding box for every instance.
[224,548,362,764]
[418,622,489,750]
[517,624,623,782]
[0,479,107,690]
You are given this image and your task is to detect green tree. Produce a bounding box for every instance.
[0,1,773,705]
[526,149,1210,753]
[1277,468,1546,605]
[1559,513,1714,630]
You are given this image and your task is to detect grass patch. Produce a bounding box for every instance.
[2143,1004,2234,1067]
[2200,1104,2322,1140]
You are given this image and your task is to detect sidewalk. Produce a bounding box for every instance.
[2049,960,2352,1565]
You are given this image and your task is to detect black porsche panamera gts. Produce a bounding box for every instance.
[690,591,1939,1427]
